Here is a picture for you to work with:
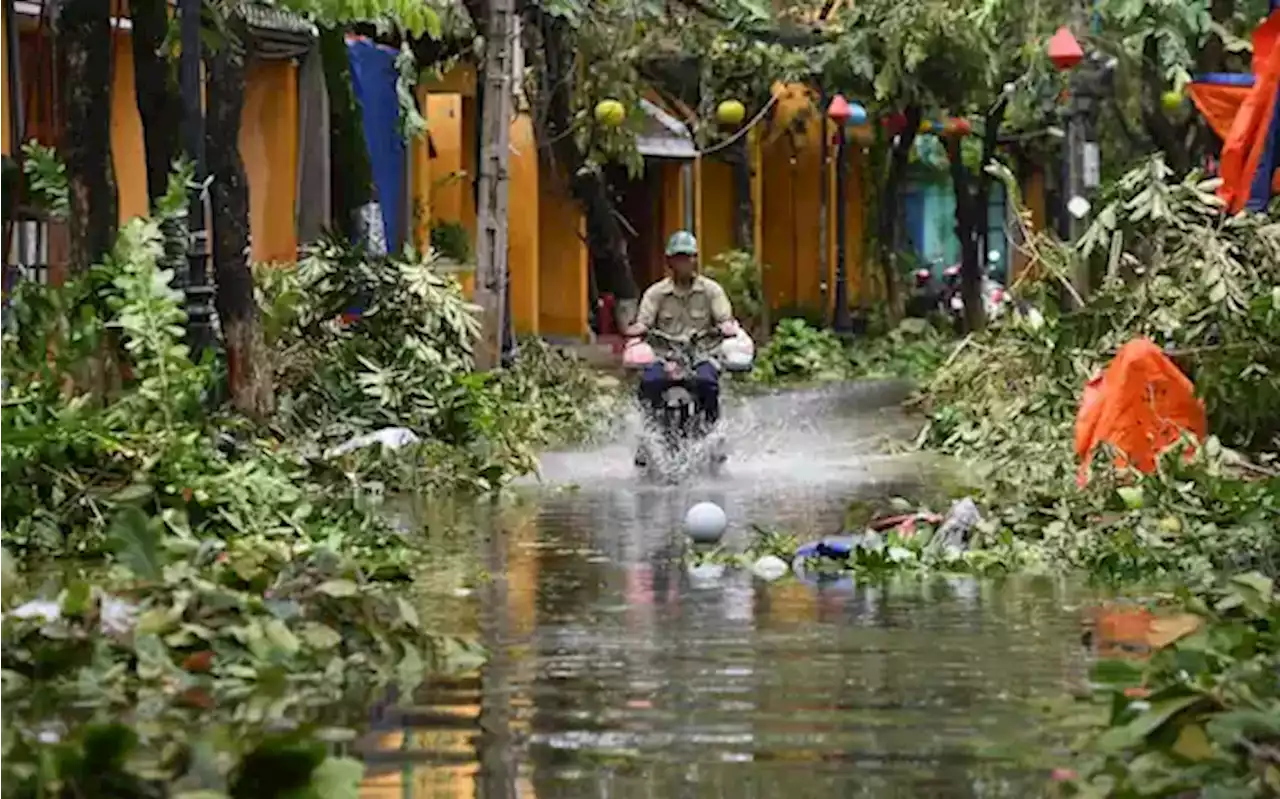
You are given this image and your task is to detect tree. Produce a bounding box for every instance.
[204,11,275,417]
[56,0,117,273]
[474,0,516,370]
[129,0,183,207]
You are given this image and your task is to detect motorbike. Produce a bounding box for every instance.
[941,259,1011,328]
[623,325,754,479]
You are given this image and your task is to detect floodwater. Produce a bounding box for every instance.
[359,382,1093,798]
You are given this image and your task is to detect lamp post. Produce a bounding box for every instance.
[826,94,866,334]
[1048,24,1110,306]
[180,0,215,358]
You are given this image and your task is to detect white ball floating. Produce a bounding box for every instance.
[684,501,728,544]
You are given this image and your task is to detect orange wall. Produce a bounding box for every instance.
[699,159,736,261]
[425,93,466,229]
[659,161,684,241]
[759,84,864,318]
[103,30,299,263]
[538,168,588,337]
[110,33,149,222]
[240,59,299,263]
[508,114,540,333]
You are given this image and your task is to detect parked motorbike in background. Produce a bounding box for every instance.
[941,253,1011,329]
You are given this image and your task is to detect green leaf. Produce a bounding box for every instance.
[395,597,420,629]
[1090,658,1143,687]
[111,482,155,504]
[263,618,300,656]
[1227,572,1273,603]
[108,506,165,581]
[299,622,343,651]
[1171,723,1214,762]
[308,756,365,799]
[1093,694,1203,753]
[1116,486,1145,510]
[316,579,359,598]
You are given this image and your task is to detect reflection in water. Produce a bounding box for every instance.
[359,383,1090,798]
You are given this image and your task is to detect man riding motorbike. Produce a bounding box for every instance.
[624,231,737,466]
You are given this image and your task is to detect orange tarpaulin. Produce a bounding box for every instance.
[1213,10,1280,212]
[1074,339,1207,487]
[1187,83,1253,140]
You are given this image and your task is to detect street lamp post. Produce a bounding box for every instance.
[1048,24,1111,307]
[826,94,867,334]
[180,0,215,358]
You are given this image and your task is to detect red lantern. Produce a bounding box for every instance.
[1047,26,1084,71]
[827,94,852,124]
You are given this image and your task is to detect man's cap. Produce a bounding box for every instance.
[665,230,698,257]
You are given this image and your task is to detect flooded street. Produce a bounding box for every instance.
[361,382,1093,798]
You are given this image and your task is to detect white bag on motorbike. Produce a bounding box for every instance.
[622,338,656,369]
[719,329,755,372]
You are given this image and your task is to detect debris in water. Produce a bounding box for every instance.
[325,427,421,458]
[751,555,789,581]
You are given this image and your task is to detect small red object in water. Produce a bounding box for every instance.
[1050,768,1078,782]
[1047,26,1085,71]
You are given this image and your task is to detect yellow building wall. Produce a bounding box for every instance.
[241,59,299,263]
[758,85,865,318]
[409,89,433,250]
[110,33,149,222]
[103,30,300,265]
[537,169,588,338]
[659,161,684,241]
[508,114,540,334]
[699,159,737,262]
[425,94,466,230]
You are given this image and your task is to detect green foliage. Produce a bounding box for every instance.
[19,139,69,218]
[702,249,767,337]
[751,318,852,384]
[429,219,474,264]
[750,317,953,385]
[848,318,953,380]
[1063,573,1280,797]
[917,156,1280,582]
[263,235,620,489]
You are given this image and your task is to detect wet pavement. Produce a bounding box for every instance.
[359,382,1092,798]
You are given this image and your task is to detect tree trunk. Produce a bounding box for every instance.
[947,139,985,333]
[206,21,274,417]
[129,0,183,206]
[474,0,515,371]
[320,26,374,241]
[875,106,920,322]
[57,0,117,273]
[527,9,637,301]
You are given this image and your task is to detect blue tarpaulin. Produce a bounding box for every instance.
[346,37,405,251]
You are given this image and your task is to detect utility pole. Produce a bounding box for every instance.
[473,0,516,371]
[180,0,214,357]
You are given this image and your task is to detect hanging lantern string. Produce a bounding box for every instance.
[695,93,780,156]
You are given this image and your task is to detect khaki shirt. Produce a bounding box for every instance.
[635,275,733,339]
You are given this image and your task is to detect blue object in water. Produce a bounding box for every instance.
[347,38,406,252]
